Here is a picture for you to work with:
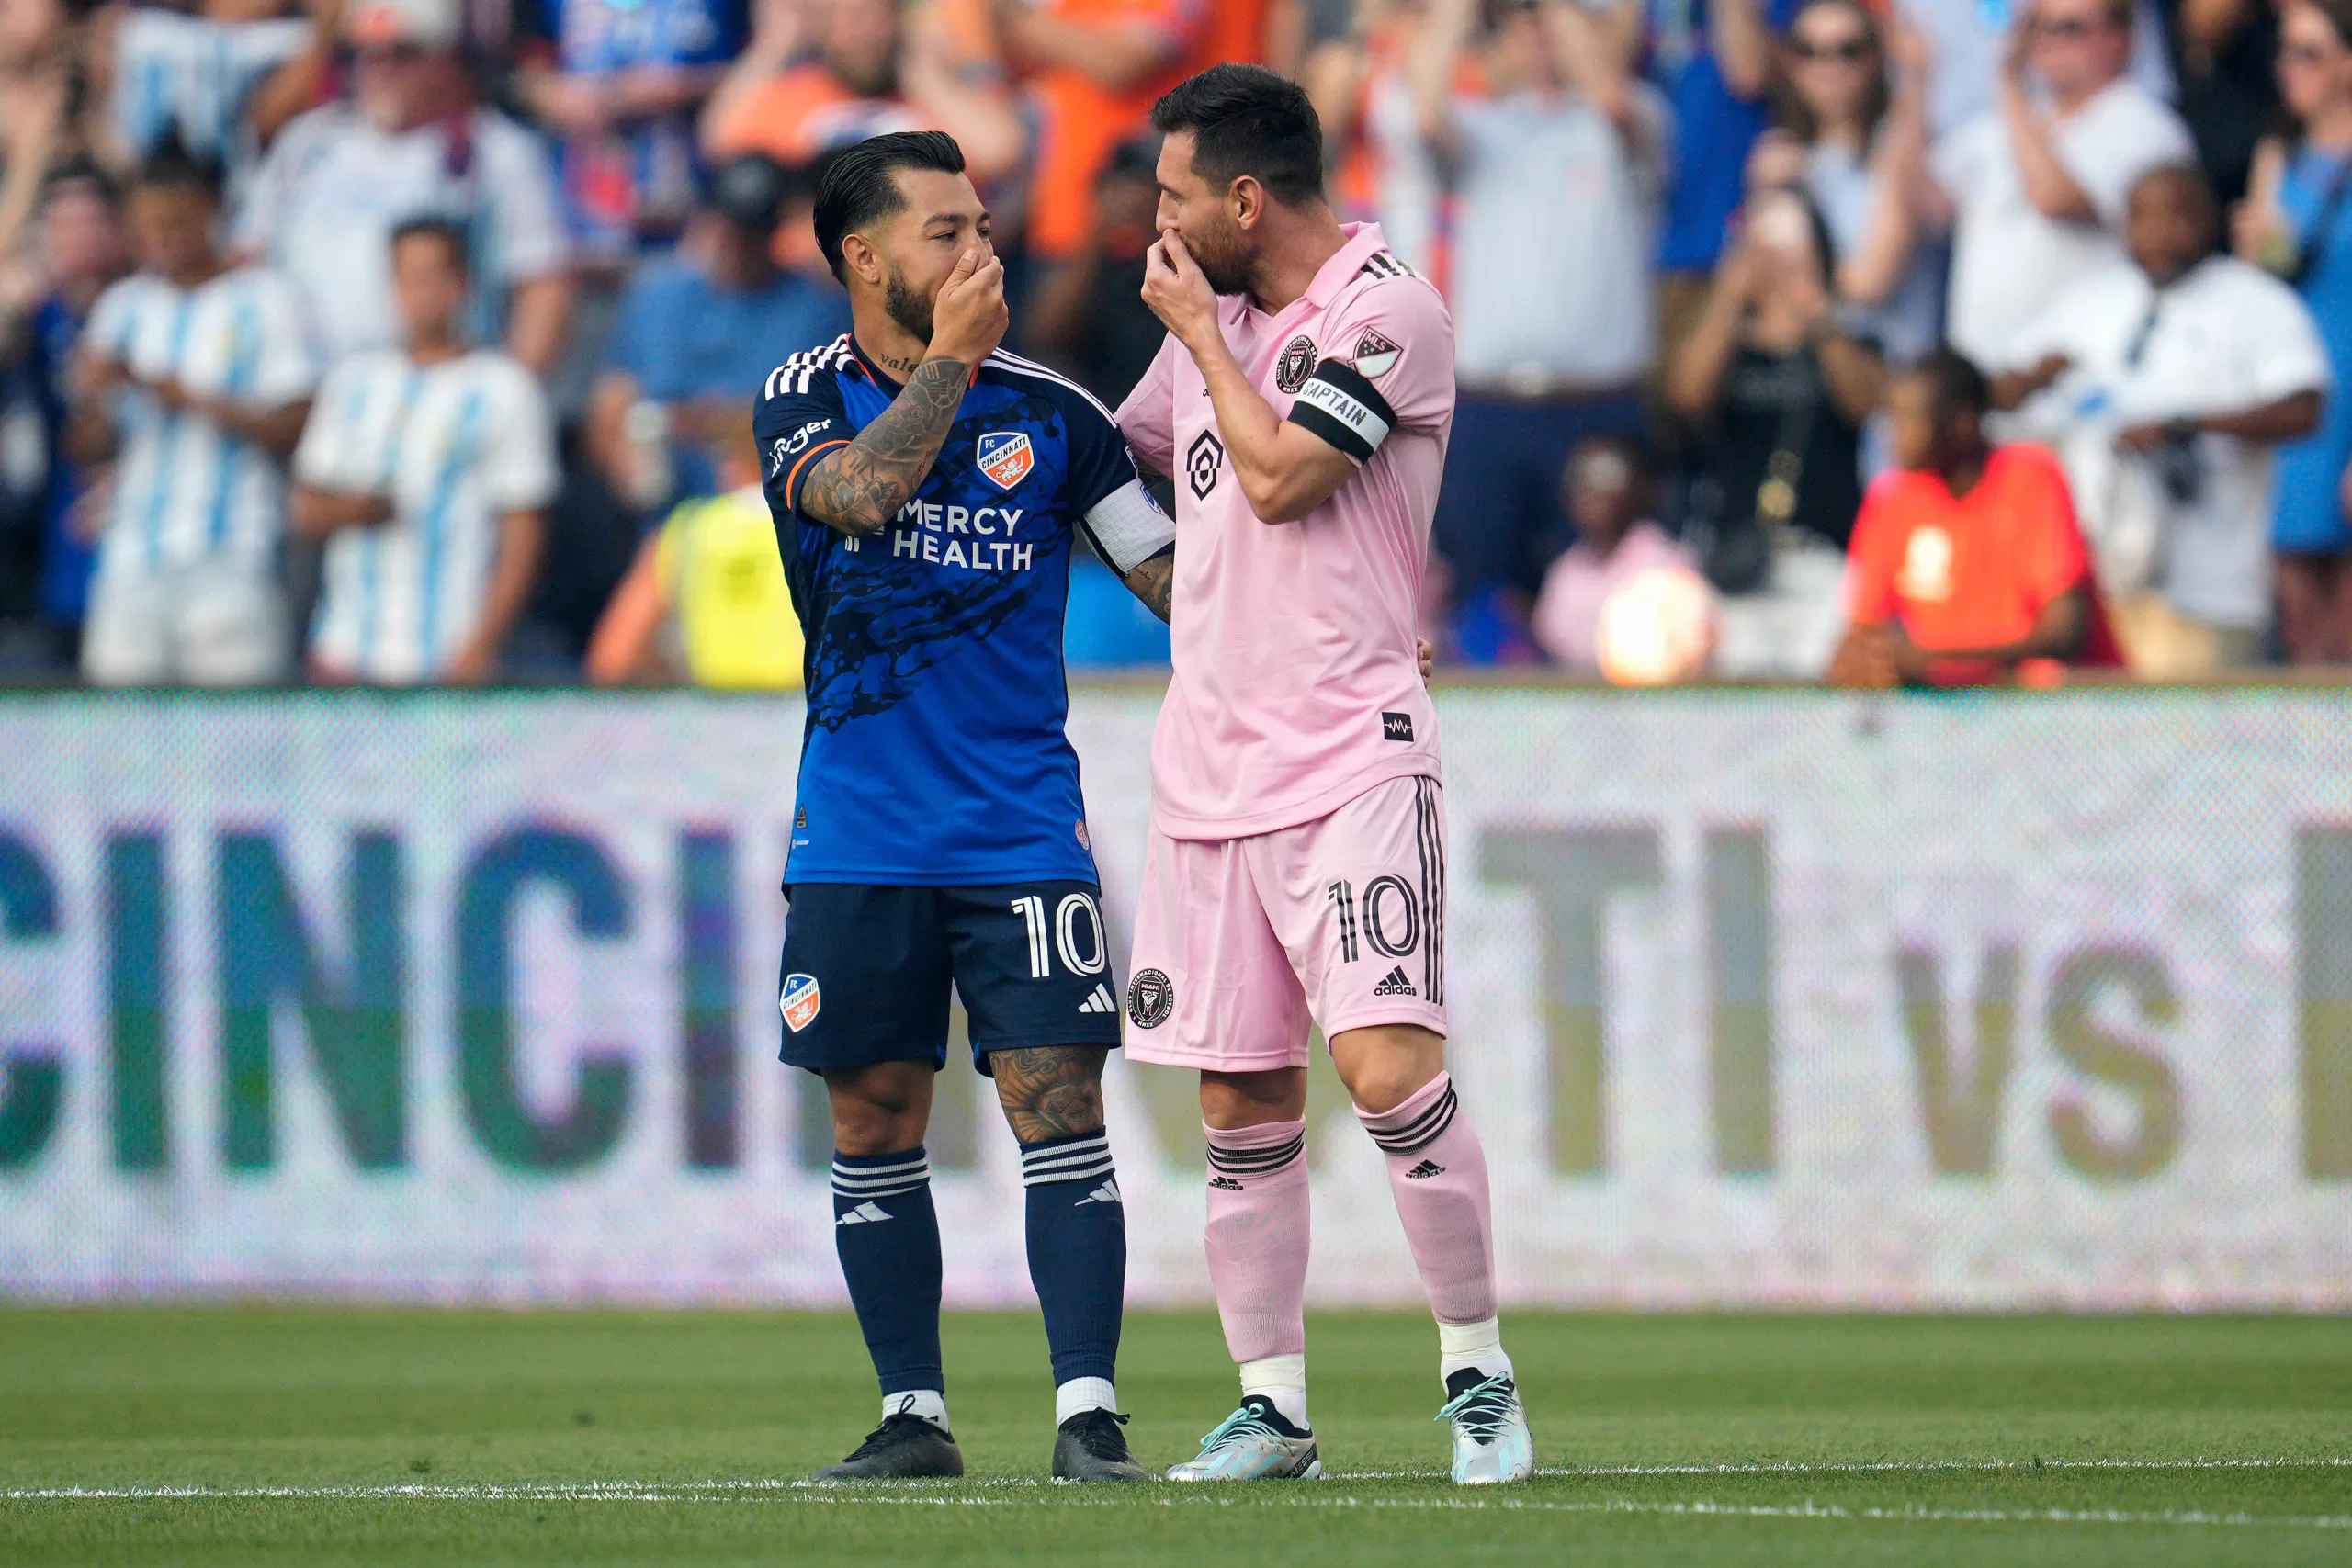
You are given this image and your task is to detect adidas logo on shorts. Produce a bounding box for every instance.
[1403,1159,1446,1179]
[1374,966,1417,998]
[1078,983,1118,1014]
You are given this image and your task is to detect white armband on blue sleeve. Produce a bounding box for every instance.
[1080,478,1177,574]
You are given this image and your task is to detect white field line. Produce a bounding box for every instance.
[1348,1455,2352,1481]
[5,1456,2352,1533]
[2,1483,2348,1532]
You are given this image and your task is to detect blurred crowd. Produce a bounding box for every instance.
[3,0,2350,687]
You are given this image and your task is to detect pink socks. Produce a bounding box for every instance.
[1203,1076,1502,1404]
[1201,1118,1311,1364]
[1354,1073,1498,1325]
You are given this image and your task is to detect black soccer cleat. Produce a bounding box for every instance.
[810,1411,966,1482]
[1052,1408,1148,1482]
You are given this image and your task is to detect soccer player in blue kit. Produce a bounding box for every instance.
[752,132,1178,1483]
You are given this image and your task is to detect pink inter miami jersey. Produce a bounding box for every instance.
[1115,222,1456,840]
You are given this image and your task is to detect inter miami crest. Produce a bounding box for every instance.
[977,431,1034,491]
[1186,430,1225,500]
[1275,335,1317,393]
[1127,967,1175,1028]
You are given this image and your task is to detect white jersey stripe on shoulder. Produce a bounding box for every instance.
[764,335,848,400]
[791,338,850,396]
[985,350,1117,424]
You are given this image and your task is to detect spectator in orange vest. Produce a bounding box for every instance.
[1831,347,2124,687]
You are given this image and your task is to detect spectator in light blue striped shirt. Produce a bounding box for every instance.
[290,217,559,685]
[68,138,318,686]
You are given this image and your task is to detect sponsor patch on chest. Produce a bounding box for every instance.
[978,431,1034,491]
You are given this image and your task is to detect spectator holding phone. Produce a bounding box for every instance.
[1996,164,2325,677]
[2235,0,2352,662]
[1668,184,1883,678]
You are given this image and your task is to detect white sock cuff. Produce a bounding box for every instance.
[885,1389,948,1427]
[1055,1377,1118,1424]
[1437,1317,1511,1383]
[1238,1351,1306,1394]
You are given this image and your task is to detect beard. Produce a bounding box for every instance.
[1185,215,1255,297]
[883,263,934,344]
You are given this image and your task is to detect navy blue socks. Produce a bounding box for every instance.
[831,1145,944,1402]
[1019,1129,1126,1410]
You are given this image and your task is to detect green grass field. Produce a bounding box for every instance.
[2,1309,2347,1566]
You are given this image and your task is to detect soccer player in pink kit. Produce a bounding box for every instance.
[1116,64,1531,1485]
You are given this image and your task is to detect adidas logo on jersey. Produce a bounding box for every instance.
[1078,984,1118,1014]
[1403,1160,1446,1179]
[1374,966,1417,997]
[1075,1179,1123,1206]
[835,1201,894,1225]
[1208,1176,1244,1191]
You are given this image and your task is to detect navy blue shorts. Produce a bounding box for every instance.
[776,881,1124,1076]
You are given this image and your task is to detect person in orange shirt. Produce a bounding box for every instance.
[1830,347,2125,687]
[989,0,1211,257]
[700,0,1025,183]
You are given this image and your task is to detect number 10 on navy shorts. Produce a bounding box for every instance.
[775,881,1125,1076]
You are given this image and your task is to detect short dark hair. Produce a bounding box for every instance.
[390,215,471,276]
[134,134,224,202]
[812,131,967,284]
[1150,64,1325,207]
[41,155,119,209]
[1917,345,1990,418]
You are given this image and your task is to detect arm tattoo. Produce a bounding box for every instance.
[797,356,969,537]
[991,1045,1107,1143]
[1122,550,1174,623]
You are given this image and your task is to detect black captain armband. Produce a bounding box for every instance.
[1286,357,1396,464]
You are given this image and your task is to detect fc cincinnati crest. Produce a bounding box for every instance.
[779,973,822,1033]
[1352,329,1402,378]
[978,431,1035,491]
[1274,335,1317,393]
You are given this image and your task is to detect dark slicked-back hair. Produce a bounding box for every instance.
[1918,345,1990,420]
[813,130,967,284]
[1150,64,1325,206]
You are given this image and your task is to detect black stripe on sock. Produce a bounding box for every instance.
[1206,1133,1306,1174]
[1367,1084,1457,1155]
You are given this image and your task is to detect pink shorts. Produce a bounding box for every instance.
[1125,774,1448,1070]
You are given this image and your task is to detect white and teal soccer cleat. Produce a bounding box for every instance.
[1436,1371,1532,1484]
[1163,1395,1323,1481]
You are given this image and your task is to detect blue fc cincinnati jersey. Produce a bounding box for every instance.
[754,334,1173,886]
